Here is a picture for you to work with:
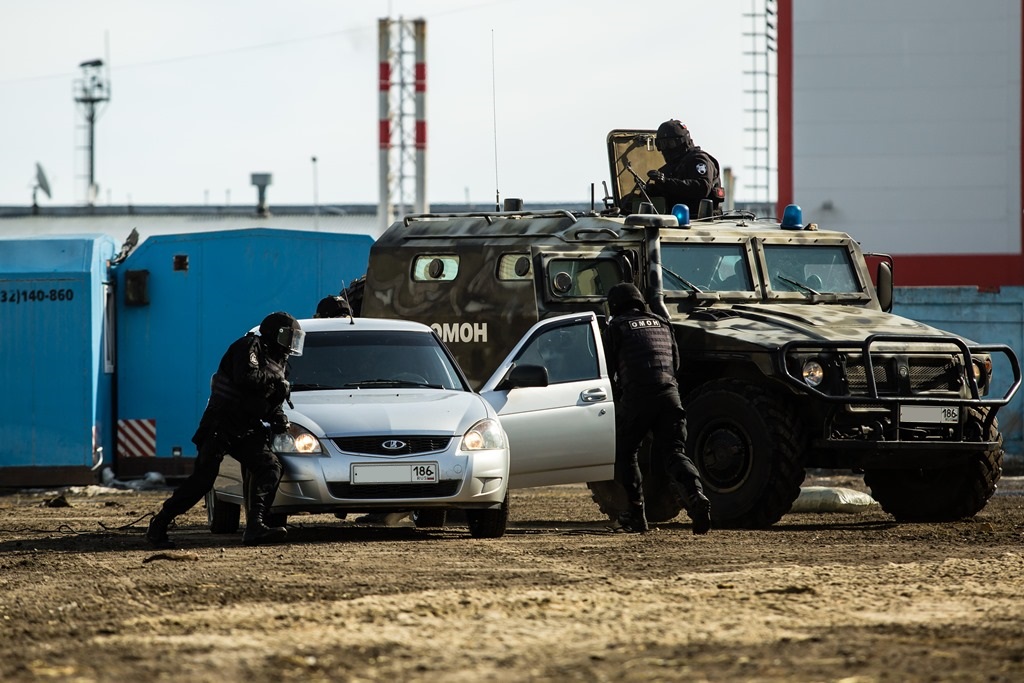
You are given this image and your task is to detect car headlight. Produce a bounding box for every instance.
[272,423,323,455]
[802,359,824,387]
[460,418,506,451]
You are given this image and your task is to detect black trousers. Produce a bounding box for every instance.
[614,385,702,508]
[160,429,283,519]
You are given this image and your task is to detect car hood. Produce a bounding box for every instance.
[682,303,973,349]
[287,389,493,437]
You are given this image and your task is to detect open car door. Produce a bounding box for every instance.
[479,312,616,488]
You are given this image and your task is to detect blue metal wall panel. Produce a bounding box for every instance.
[894,286,1024,460]
[0,235,116,471]
[113,228,372,466]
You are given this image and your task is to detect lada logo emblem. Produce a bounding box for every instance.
[382,440,406,450]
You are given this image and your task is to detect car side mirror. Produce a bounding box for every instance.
[498,364,549,391]
[876,261,893,312]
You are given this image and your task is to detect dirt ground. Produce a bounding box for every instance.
[2,473,1024,683]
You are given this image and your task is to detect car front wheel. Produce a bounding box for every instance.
[206,490,241,534]
[465,493,509,538]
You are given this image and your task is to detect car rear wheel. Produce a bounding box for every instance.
[587,435,684,524]
[412,509,447,528]
[465,493,509,539]
[206,490,241,534]
[864,407,1003,522]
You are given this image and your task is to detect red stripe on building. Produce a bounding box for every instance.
[117,419,156,458]
[379,120,390,149]
[379,62,391,91]
[776,0,793,218]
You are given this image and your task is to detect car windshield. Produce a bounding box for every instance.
[762,244,861,295]
[661,243,754,293]
[288,330,467,391]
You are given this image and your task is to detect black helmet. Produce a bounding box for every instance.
[259,311,305,356]
[314,294,352,319]
[607,283,647,315]
[655,119,693,158]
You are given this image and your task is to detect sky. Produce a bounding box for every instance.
[0,1,764,209]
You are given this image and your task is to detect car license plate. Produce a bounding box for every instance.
[351,463,438,484]
[900,405,958,424]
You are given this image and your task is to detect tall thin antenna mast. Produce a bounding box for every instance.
[491,29,500,211]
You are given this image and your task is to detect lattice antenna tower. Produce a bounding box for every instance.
[378,17,427,233]
[743,0,777,205]
[74,59,111,206]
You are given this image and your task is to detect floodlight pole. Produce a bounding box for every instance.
[74,59,110,206]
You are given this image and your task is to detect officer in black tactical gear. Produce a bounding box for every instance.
[645,119,724,218]
[146,311,304,548]
[602,283,711,535]
[314,293,353,319]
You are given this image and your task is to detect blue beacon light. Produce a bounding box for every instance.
[671,203,690,227]
[780,204,804,230]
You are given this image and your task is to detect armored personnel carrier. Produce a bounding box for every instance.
[354,129,1021,528]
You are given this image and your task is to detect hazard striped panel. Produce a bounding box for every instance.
[117,419,156,458]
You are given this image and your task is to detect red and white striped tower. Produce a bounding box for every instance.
[378,17,428,234]
[377,18,393,233]
[414,19,428,214]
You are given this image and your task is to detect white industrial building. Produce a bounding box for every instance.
[778,0,1022,288]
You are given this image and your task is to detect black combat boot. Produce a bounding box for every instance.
[614,501,649,534]
[687,491,712,536]
[242,484,287,546]
[146,509,176,549]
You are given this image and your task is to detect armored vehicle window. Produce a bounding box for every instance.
[512,321,599,385]
[763,244,859,294]
[548,258,622,297]
[413,255,460,281]
[661,243,754,292]
[497,254,532,280]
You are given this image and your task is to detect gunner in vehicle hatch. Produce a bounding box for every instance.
[645,119,724,218]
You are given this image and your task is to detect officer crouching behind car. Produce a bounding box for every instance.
[602,283,711,535]
[147,312,304,548]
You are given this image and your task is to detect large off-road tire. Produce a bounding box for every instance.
[465,493,509,539]
[343,275,365,316]
[206,490,241,534]
[683,379,806,529]
[587,436,684,524]
[863,407,1003,522]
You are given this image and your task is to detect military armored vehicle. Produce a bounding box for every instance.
[353,129,1021,528]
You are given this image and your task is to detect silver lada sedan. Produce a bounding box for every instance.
[206,317,511,538]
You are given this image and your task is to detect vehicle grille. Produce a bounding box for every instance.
[332,436,453,455]
[327,481,461,499]
[844,355,961,395]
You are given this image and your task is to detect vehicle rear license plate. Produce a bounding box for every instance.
[900,405,958,424]
[351,463,438,484]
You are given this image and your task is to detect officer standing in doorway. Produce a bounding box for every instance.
[602,283,711,535]
[146,312,304,548]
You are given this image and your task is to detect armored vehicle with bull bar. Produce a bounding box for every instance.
[354,129,1022,528]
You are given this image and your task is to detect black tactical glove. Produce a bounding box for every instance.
[270,413,290,435]
[268,378,290,405]
[647,170,666,184]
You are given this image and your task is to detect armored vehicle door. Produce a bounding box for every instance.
[479,312,616,489]
[606,128,662,214]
